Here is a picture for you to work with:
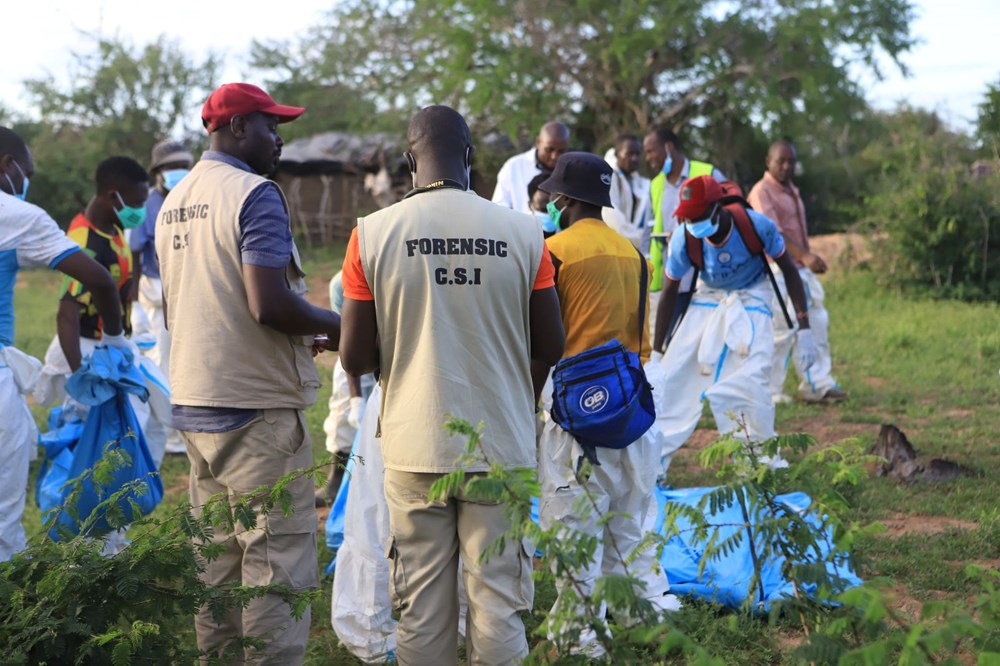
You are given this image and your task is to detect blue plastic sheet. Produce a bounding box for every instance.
[654,486,862,610]
[36,347,163,539]
[325,458,861,608]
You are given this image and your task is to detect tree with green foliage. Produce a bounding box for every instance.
[976,78,1000,156]
[13,33,219,225]
[248,39,386,143]
[280,0,915,157]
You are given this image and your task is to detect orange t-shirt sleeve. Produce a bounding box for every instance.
[341,228,374,301]
[533,241,556,290]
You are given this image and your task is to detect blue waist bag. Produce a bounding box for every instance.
[550,248,655,449]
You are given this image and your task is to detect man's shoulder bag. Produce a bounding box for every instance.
[549,248,656,449]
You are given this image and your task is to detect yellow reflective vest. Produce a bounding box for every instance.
[649,160,715,291]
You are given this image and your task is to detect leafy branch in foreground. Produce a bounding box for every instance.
[433,416,723,664]
[0,446,331,665]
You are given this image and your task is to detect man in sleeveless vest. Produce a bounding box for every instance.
[156,83,341,664]
[536,152,679,659]
[650,175,816,477]
[748,140,848,404]
[339,105,565,665]
[643,128,726,337]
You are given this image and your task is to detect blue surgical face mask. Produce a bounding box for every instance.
[533,210,558,234]
[661,154,673,175]
[4,160,29,200]
[546,195,568,232]
[685,204,720,239]
[114,192,147,229]
[161,168,189,191]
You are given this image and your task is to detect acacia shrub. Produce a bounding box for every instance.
[860,108,1000,300]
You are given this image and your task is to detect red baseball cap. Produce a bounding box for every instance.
[673,174,723,221]
[201,83,305,133]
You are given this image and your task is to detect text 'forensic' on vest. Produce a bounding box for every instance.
[405,237,508,258]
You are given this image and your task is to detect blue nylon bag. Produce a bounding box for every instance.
[549,248,655,449]
[36,407,85,513]
[550,339,655,449]
[39,346,164,539]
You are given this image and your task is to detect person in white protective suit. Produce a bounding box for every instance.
[128,140,196,454]
[330,384,472,664]
[316,270,375,505]
[603,135,652,254]
[0,126,128,560]
[33,156,172,467]
[747,140,848,404]
[535,152,679,659]
[651,175,817,475]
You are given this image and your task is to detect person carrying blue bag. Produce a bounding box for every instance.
[36,345,163,544]
[534,152,678,659]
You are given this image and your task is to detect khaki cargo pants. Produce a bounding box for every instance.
[384,469,534,665]
[183,408,319,665]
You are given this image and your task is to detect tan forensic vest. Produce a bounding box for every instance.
[357,188,542,472]
[156,159,320,409]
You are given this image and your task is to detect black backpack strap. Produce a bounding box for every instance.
[728,205,794,330]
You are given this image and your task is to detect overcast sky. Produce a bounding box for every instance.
[4,0,999,134]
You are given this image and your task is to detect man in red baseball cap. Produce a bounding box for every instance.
[156,83,339,663]
[201,82,305,133]
[649,174,814,477]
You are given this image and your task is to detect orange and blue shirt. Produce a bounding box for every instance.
[61,213,132,339]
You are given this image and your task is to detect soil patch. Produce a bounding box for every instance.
[809,232,871,273]
[780,417,874,448]
[878,514,978,538]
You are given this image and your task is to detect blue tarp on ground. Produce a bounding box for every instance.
[324,440,861,608]
[651,486,862,609]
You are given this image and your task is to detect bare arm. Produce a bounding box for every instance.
[130,250,142,301]
[340,298,379,376]
[780,236,827,273]
[347,372,363,398]
[529,286,565,403]
[57,299,83,372]
[243,264,341,341]
[53,251,124,336]
[774,251,810,329]
[652,277,681,353]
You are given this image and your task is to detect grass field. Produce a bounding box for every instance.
[12,240,1000,664]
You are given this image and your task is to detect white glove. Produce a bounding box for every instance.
[347,396,366,430]
[795,328,817,371]
[101,331,130,350]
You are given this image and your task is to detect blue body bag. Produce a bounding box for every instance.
[36,347,164,539]
[550,247,655,449]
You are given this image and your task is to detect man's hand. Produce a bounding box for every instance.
[796,329,817,370]
[312,334,332,357]
[803,252,828,274]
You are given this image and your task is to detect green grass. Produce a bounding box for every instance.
[13,258,1000,664]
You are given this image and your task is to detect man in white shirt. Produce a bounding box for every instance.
[0,126,126,561]
[491,121,569,213]
[604,134,652,253]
